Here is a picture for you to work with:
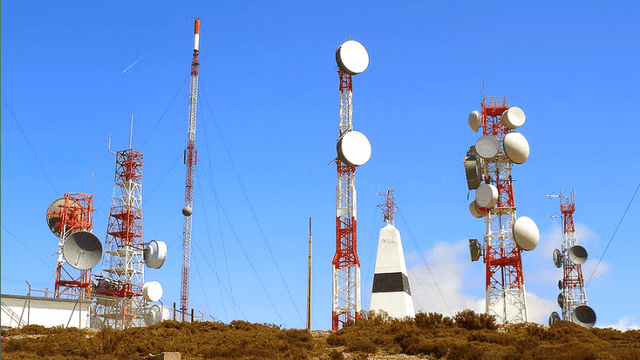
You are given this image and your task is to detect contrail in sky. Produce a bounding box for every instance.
[122,56,145,73]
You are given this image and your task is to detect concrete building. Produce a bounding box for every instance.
[1,293,91,329]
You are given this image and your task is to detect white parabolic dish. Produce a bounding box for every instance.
[468,110,481,132]
[143,281,163,302]
[475,135,500,159]
[503,132,530,164]
[336,40,369,75]
[502,107,526,129]
[337,131,372,166]
[145,240,167,269]
[475,183,499,208]
[469,200,483,218]
[513,216,539,251]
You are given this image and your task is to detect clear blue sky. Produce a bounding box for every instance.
[2,1,639,330]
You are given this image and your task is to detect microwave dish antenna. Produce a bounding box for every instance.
[336,40,369,75]
[144,240,168,269]
[62,230,103,270]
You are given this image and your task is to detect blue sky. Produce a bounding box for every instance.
[2,1,639,330]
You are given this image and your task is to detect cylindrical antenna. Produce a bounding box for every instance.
[307,217,312,330]
[129,115,134,149]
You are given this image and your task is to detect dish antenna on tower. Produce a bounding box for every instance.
[62,230,103,270]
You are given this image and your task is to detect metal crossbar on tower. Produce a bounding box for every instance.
[180,18,200,316]
[464,95,539,324]
[95,148,146,329]
[332,39,371,330]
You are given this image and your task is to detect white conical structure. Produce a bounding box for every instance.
[370,223,415,319]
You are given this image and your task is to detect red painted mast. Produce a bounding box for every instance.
[181,18,200,316]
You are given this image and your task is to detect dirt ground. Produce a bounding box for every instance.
[2,311,640,359]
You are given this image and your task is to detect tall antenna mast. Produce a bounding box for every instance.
[307,217,312,331]
[548,190,596,327]
[463,95,539,324]
[180,18,200,317]
[332,38,372,330]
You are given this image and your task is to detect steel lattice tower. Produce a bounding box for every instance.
[95,149,146,329]
[480,96,528,324]
[332,70,361,330]
[557,190,589,321]
[181,18,200,316]
[49,193,95,298]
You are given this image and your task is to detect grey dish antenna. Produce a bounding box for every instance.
[46,198,79,237]
[336,40,369,75]
[549,311,561,326]
[573,305,596,328]
[468,110,481,132]
[475,135,500,160]
[568,245,588,265]
[553,249,562,268]
[144,240,167,269]
[62,230,103,270]
[501,107,526,129]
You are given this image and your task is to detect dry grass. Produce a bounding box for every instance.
[2,310,640,359]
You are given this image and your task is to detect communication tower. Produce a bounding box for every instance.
[180,17,201,316]
[94,146,147,329]
[46,193,96,298]
[332,39,372,330]
[548,190,596,328]
[464,96,539,324]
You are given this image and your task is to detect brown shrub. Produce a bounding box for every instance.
[454,309,497,331]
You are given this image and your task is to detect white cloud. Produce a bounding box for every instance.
[598,317,640,331]
[405,239,568,326]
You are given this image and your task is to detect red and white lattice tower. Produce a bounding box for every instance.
[465,96,539,324]
[47,193,95,298]
[95,148,145,329]
[180,18,200,316]
[332,39,371,330]
[548,190,596,327]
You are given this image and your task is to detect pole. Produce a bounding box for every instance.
[307,218,312,330]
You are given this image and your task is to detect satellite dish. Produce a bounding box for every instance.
[557,292,573,308]
[558,279,563,290]
[512,216,539,251]
[62,231,103,270]
[469,239,482,262]
[144,240,167,269]
[549,311,561,326]
[502,107,526,129]
[475,135,500,159]
[142,281,163,302]
[337,131,372,166]
[503,132,530,164]
[146,304,161,325]
[573,305,596,328]
[464,146,483,190]
[568,245,588,265]
[475,183,498,208]
[553,249,562,268]
[46,198,79,237]
[468,110,481,132]
[335,40,369,75]
[469,200,484,218]
[182,206,193,217]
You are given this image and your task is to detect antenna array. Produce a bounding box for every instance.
[463,95,539,324]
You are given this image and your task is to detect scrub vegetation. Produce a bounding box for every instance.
[2,310,639,359]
